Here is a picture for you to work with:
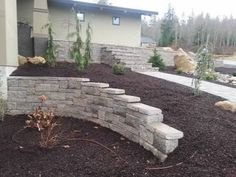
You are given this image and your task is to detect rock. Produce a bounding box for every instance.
[162,47,174,52]
[174,48,196,74]
[18,56,46,65]
[18,55,27,65]
[28,56,46,64]
[229,76,236,82]
[215,101,236,113]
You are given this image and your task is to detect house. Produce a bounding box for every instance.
[0,0,158,98]
[17,0,158,58]
[141,36,157,48]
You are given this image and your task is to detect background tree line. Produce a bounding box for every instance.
[142,5,236,55]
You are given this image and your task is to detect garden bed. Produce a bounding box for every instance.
[5,63,236,177]
[162,66,236,89]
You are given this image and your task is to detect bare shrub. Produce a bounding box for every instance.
[25,95,61,149]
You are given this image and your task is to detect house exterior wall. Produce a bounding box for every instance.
[48,3,141,47]
[17,0,34,25]
[0,0,18,66]
[33,0,48,36]
[0,0,18,99]
[0,0,7,66]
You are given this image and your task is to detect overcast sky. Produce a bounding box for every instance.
[77,0,236,18]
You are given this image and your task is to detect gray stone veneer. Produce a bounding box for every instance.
[0,66,17,99]
[54,40,178,66]
[7,76,183,162]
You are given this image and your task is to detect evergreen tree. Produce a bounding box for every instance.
[159,5,177,47]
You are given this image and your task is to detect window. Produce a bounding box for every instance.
[77,12,85,22]
[112,17,120,25]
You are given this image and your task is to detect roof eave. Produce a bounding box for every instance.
[48,0,158,16]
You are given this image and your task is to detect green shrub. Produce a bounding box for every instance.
[43,23,58,67]
[83,23,93,69]
[205,72,217,81]
[148,49,165,71]
[69,10,93,71]
[0,97,6,121]
[192,41,214,95]
[176,68,183,74]
[112,63,125,75]
[0,80,6,121]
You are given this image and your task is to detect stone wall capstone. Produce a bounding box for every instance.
[7,76,183,162]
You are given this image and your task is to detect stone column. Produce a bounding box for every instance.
[0,0,18,99]
[33,0,49,56]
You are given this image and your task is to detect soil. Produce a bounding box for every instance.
[162,66,236,89]
[215,67,236,75]
[4,62,236,177]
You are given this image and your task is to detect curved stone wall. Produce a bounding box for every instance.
[7,76,183,162]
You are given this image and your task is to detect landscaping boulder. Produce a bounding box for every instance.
[174,48,196,74]
[28,56,46,65]
[215,101,236,113]
[18,55,27,65]
[18,56,46,65]
[162,47,174,52]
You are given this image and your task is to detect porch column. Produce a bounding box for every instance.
[0,0,18,99]
[33,0,49,55]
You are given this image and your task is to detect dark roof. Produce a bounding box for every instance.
[49,0,158,16]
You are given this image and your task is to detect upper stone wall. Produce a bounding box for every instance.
[54,41,178,66]
[7,76,183,162]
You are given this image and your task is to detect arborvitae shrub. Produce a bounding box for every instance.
[149,49,165,71]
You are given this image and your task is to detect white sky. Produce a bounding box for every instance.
[77,0,236,18]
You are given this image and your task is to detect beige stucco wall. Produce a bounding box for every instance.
[0,0,18,66]
[17,0,34,25]
[17,0,48,36]
[49,4,141,47]
[0,0,18,99]
[0,0,7,65]
[33,0,48,36]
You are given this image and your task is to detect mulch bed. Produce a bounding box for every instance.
[3,62,236,177]
[215,67,236,75]
[162,66,236,89]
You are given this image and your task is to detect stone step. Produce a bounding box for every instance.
[116,56,142,61]
[127,103,162,115]
[131,67,159,72]
[102,46,157,72]
[125,63,153,68]
[112,52,139,57]
[147,122,184,140]
[114,95,141,103]
[106,49,134,54]
[122,61,150,65]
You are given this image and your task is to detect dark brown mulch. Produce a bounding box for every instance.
[215,67,236,75]
[0,115,157,177]
[6,62,236,177]
[162,66,236,89]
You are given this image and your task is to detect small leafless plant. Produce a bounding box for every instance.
[25,95,61,149]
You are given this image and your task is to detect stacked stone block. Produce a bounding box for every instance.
[7,76,183,162]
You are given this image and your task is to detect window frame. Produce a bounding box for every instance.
[112,16,120,26]
[77,12,85,22]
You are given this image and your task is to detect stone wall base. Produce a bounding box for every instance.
[0,66,17,99]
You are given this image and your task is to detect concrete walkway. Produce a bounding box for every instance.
[223,60,236,68]
[139,71,236,103]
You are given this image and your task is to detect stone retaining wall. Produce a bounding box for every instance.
[0,66,17,99]
[54,40,178,66]
[7,76,183,162]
